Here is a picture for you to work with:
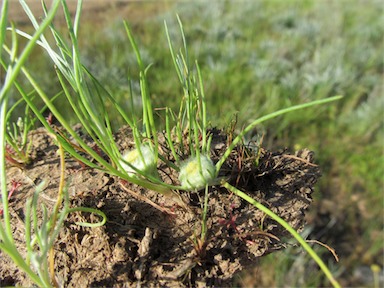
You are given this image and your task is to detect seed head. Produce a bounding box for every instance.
[179,155,216,191]
[120,143,157,177]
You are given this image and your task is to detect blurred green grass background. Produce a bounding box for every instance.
[7,0,383,286]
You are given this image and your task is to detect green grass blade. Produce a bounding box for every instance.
[0,0,8,55]
[196,61,208,153]
[216,96,343,173]
[124,22,158,147]
[0,0,60,100]
[165,107,180,163]
[222,181,341,288]
[66,207,107,228]
[0,0,60,250]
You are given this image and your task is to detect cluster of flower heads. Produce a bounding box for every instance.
[120,143,215,191]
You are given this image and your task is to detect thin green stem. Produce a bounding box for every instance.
[0,0,60,102]
[66,207,107,228]
[222,181,341,288]
[0,239,46,286]
[0,0,60,245]
[0,0,8,53]
[196,61,208,153]
[201,185,209,242]
[216,96,343,173]
[124,21,158,163]
[164,20,183,84]
[165,108,180,163]
[0,96,11,235]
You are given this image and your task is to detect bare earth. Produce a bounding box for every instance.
[1,125,320,286]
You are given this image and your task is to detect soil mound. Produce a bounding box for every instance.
[1,126,320,287]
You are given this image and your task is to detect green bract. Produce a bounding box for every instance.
[120,143,157,177]
[179,155,216,191]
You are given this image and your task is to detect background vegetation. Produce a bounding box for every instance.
[5,0,383,286]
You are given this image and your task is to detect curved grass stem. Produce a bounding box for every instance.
[216,96,343,174]
[66,207,107,228]
[222,181,341,288]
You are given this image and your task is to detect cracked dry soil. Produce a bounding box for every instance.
[1,126,320,287]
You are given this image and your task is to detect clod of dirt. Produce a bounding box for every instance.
[1,126,320,287]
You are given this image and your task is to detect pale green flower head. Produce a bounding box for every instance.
[179,155,216,191]
[120,143,157,177]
